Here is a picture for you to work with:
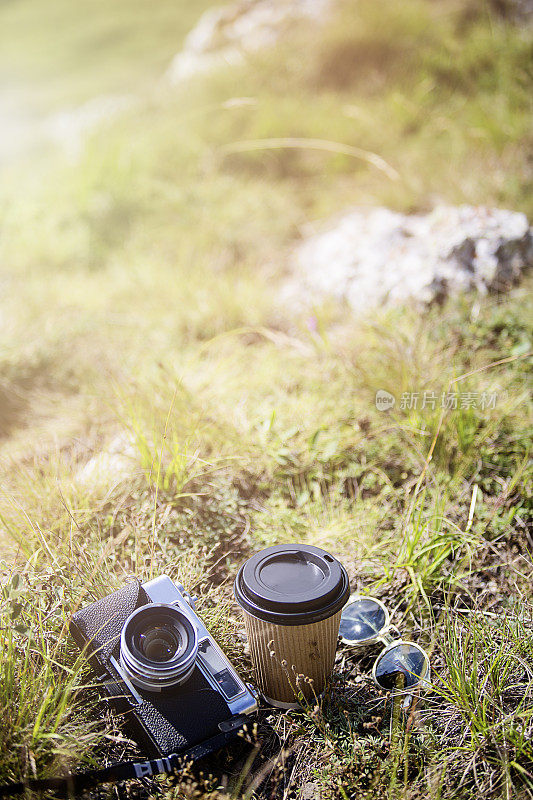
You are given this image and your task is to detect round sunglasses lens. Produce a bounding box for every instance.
[374,643,428,690]
[340,598,387,642]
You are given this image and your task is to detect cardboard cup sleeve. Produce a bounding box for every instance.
[242,607,343,706]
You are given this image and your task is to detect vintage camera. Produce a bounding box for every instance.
[70,575,257,758]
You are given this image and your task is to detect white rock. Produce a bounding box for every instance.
[76,434,138,489]
[289,205,532,314]
[166,0,331,84]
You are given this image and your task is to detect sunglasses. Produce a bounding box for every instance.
[339,596,431,693]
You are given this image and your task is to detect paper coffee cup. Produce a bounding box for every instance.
[234,544,349,708]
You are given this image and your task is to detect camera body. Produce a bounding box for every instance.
[70,575,257,758]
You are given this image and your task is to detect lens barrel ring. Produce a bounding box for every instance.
[120,603,199,691]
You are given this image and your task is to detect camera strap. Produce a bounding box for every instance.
[0,754,176,798]
[0,718,250,797]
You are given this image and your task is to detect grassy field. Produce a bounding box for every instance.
[0,0,532,797]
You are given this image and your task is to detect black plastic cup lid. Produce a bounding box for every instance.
[234,544,350,626]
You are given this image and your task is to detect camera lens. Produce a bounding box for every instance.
[138,625,181,662]
[120,604,198,691]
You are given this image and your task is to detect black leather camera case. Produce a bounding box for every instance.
[70,581,238,757]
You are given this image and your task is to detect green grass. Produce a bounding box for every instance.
[431,610,533,797]
[0,0,532,797]
[1,284,531,798]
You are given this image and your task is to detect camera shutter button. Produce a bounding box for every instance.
[175,583,196,607]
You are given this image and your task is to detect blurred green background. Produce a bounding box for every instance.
[0,2,531,795]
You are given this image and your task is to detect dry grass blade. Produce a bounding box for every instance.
[219,137,400,180]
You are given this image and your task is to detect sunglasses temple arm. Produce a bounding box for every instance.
[388,693,415,743]
[402,693,414,711]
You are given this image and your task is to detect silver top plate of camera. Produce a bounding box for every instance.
[141,575,257,718]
